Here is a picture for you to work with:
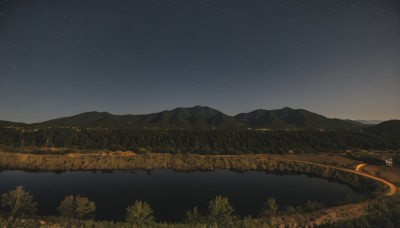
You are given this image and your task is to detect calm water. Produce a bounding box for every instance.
[0,170,362,222]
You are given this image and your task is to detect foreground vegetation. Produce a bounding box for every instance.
[321,195,400,228]
[0,186,373,228]
[0,186,398,227]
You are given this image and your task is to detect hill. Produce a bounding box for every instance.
[365,120,400,139]
[130,106,242,128]
[0,120,27,127]
[35,111,119,127]
[7,106,366,129]
[34,106,243,129]
[235,107,361,129]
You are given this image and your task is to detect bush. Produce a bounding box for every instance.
[0,186,37,219]
[261,197,278,218]
[185,206,204,225]
[126,200,155,227]
[208,196,235,227]
[57,195,96,219]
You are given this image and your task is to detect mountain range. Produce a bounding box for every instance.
[1,106,394,130]
[354,120,383,125]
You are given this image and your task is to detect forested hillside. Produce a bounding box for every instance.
[1,127,399,154]
[1,107,397,154]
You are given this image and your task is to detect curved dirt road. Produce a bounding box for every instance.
[344,168,397,195]
[301,161,397,196]
[272,161,397,227]
[347,163,397,196]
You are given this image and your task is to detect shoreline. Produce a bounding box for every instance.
[0,150,397,227]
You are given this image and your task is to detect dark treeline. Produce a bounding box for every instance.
[1,127,399,154]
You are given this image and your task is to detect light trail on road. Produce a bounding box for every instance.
[355,163,367,172]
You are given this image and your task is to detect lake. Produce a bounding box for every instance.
[0,170,362,222]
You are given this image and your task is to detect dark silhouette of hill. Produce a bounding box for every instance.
[34,106,243,129]
[2,107,399,153]
[365,120,400,139]
[1,106,374,129]
[0,120,27,127]
[235,107,360,129]
[35,111,117,127]
[130,106,242,128]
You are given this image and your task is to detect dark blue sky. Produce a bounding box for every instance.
[0,0,399,123]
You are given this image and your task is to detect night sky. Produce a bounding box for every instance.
[0,0,399,123]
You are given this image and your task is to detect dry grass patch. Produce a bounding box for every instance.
[278,153,359,167]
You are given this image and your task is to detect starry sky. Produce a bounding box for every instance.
[0,0,399,123]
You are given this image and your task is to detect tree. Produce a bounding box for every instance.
[185,206,203,224]
[57,195,96,219]
[0,186,37,219]
[126,200,155,227]
[261,197,278,218]
[208,195,234,227]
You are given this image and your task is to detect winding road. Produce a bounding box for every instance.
[259,155,398,197]
[349,163,397,196]
[308,162,397,196]
[272,161,398,227]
